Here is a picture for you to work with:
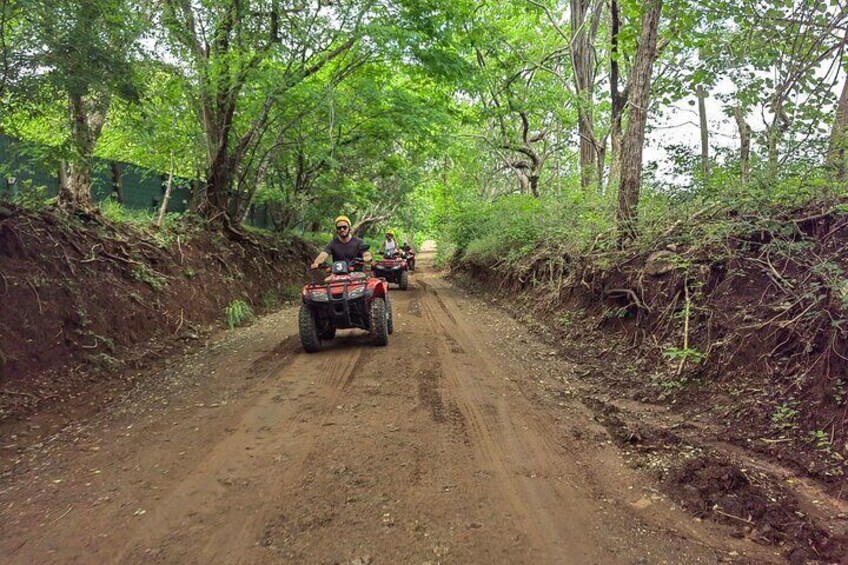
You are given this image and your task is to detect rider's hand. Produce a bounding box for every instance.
[310,261,321,270]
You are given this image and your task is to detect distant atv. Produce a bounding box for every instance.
[372,249,410,290]
[299,253,393,353]
[402,248,416,271]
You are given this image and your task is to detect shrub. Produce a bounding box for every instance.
[225,299,255,329]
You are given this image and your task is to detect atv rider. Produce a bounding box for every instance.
[310,215,372,270]
[380,231,399,258]
[401,239,415,270]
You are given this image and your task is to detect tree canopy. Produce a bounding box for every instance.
[1,0,846,241]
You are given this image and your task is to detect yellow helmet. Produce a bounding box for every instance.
[334,215,351,227]
[386,231,394,237]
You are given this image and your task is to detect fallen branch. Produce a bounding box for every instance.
[712,507,754,525]
[51,505,74,524]
[660,203,720,239]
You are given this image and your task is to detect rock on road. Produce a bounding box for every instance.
[0,254,781,564]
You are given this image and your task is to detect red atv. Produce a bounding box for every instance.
[298,256,393,353]
[372,249,410,290]
[402,248,416,272]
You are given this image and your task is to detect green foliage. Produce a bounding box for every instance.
[86,352,122,371]
[2,0,147,209]
[447,183,615,267]
[100,199,186,247]
[100,198,155,225]
[131,265,166,291]
[771,401,799,431]
[261,291,279,310]
[604,306,632,320]
[225,299,255,329]
[655,374,689,394]
[807,430,847,476]
[1,179,49,210]
[663,346,706,365]
[2,0,847,252]
[281,284,302,302]
[558,311,581,328]
[301,231,336,250]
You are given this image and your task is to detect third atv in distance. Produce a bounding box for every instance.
[372,249,410,290]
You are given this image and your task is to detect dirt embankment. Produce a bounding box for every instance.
[0,205,313,423]
[453,203,848,563]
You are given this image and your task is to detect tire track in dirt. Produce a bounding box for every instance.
[110,344,373,563]
[417,273,611,564]
[416,362,446,423]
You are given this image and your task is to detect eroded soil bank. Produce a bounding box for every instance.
[0,205,312,426]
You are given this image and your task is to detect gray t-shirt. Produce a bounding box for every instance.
[323,236,366,263]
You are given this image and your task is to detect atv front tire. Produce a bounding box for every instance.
[399,270,409,291]
[386,296,394,335]
[369,297,389,346]
[298,305,321,353]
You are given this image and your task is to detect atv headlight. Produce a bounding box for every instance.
[348,286,367,299]
[310,289,329,302]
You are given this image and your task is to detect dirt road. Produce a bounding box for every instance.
[0,254,783,564]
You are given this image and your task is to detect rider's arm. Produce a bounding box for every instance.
[362,251,373,262]
[311,251,330,269]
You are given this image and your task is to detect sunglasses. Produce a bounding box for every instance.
[336,225,349,231]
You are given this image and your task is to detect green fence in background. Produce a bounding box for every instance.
[0,134,272,228]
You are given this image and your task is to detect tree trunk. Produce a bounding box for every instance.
[616,0,663,240]
[596,140,607,191]
[516,171,531,195]
[351,209,392,236]
[766,126,779,175]
[270,0,280,43]
[189,178,205,213]
[571,0,599,190]
[529,173,539,198]
[204,143,236,222]
[58,93,104,214]
[733,106,751,182]
[826,71,848,183]
[696,85,709,182]
[766,95,785,177]
[60,162,97,213]
[156,154,175,227]
[58,160,68,192]
[111,161,124,204]
[607,0,624,196]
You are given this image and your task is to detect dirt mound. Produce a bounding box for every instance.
[0,205,313,423]
[667,456,848,563]
[587,392,848,562]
